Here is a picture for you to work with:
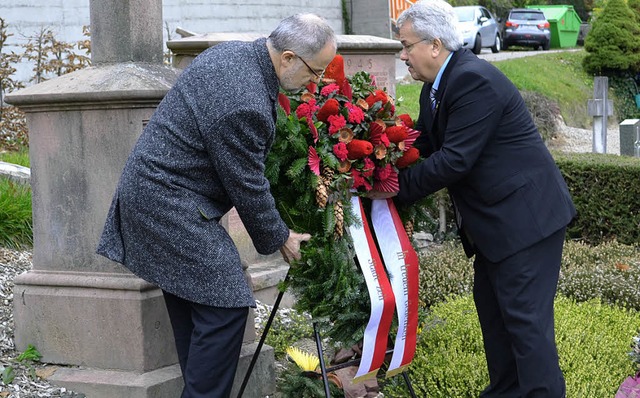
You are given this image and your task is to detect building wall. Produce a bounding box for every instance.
[0,0,344,85]
[347,0,393,38]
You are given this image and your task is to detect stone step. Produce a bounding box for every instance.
[248,259,295,308]
[0,161,30,184]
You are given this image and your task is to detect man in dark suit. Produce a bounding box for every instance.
[96,14,336,398]
[394,1,576,397]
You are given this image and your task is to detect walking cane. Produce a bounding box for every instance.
[236,272,290,398]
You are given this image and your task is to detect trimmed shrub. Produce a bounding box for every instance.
[583,0,640,75]
[559,240,640,310]
[417,241,474,308]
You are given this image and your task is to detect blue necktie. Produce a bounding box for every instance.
[430,86,437,114]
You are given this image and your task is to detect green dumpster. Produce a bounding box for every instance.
[526,5,582,48]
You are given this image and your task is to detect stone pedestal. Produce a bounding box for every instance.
[6,64,185,397]
[619,119,640,157]
[168,33,402,96]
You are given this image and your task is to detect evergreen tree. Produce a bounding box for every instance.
[583,0,640,75]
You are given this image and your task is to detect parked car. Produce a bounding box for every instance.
[454,5,502,54]
[502,8,551,50]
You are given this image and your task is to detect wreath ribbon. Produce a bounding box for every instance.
[370,198,420,377]
[349,196,396,382]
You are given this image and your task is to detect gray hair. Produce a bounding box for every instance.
[268,13,337,59]
[397,0,463,52]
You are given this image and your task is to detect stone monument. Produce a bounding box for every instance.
[5,0,274,397]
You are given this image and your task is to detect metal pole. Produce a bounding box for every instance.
[236,273,289,398]
[402,371,418,398]
[313,322,332,398]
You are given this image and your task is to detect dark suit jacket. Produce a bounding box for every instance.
[397,49,576,262]
[97,38,289,307]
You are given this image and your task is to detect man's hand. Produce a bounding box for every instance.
[280,229,312,264]
[364,190,398,200]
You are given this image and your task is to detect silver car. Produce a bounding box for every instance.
[454,6,502,54]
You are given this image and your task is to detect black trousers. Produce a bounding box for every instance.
[474,227,566,398]
[163,291,249,398]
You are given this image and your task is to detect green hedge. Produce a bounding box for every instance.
[418,240,640,312]
[554,152,640,245]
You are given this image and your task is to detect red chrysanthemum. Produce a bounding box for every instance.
[395,147,420,169]
[333,142,349,161]
[345,102,365,124]
[295,99,319,120]
[317,98,341,123]
[321,83,340,97]
[385,125,408,143]
[328,114,347,135]
[346,139,374,160]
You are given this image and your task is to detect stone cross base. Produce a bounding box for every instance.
[47,343,275,398]
[14,271,275,397]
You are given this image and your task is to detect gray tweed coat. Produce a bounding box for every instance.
[97,38,290,308]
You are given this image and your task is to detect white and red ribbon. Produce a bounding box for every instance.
[370,199,420,377]
[349,196,396,381]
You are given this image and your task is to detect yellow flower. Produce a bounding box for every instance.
[286,346,320,372]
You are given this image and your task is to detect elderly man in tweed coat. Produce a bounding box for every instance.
[97,13,336,398]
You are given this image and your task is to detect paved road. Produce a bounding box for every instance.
[395,48,582,81]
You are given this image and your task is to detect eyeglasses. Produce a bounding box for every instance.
[402,38,430,53]
[294,53,324,79]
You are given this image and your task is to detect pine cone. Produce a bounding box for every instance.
[316,179,328,208]
[322,165,335,187]
[404,219,414,240]
[334,200,344,239]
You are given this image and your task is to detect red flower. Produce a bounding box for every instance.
[295,99,319,120]
[321,83,340,97]
[308,146,320,176]
[324,54,346,83]
[328,114,347,135]
[345,102,365,124]
[368,120,386,146]
[365,89,388,108]
[385,125,408,144]
[333,142,348,161]
[351,169,372,191]
[398,113,414,128]
[306,82,317,93]
[396,147,420,169]
[339,79,353,101]
[317,98,341,122]
[347,139,374,160]
[374,163,392,181]
[278,92,291,115]
[362,158,375,177]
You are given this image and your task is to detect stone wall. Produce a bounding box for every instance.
[0,0,343,84]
